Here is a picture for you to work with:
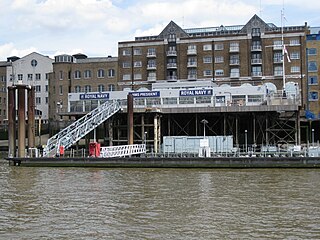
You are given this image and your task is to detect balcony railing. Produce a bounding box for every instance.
[187,62,197,67]
[147,52,156,58]
[167,63,177,69]
[251,58,262,64]
[251,45,262,51]
[167,50,177,56]
[230,59,240,65]
[187,49,197,55]
[147,64,157,70]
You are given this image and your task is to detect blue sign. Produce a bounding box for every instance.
[130,91,160,98]
[179,89,213,96]
[80,93,109,100]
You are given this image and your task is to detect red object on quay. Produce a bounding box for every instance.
[89,142,101,157]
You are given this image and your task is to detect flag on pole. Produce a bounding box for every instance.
[283,44,291,62]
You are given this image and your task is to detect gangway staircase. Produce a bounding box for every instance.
[43,100,121,157]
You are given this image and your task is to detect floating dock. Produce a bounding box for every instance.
[6,156,320,168]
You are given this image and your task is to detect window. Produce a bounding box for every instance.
[108,84,115,91]
[290,39,300,46]
[147,48,156,56]
[108,69,115,77]
[147,59,156,68]
[134,73,142,80]
[188,45,196,50]
[134,61,142,67]
[59,71,63,80]
[75,85,81,93]
[203,70,212,76]
[123,62,131,68]
[35,73,41,80]
[74,70,81,79]
[203,44,212,51]
[274,52,282,63]
[98,84,105,92]
[123,74,131,80]
[203,56,212,63]
[18,74,23,81]
[45,85,48,92]
[230,68,240,78]
[214,43,223,50]
[230,42,239,51]
[35,85,41,92]
[28,74,33,81]
[273,40,282,47]
[36,97,41,104]
[291,66,300,73]
[122,49,131,56]
[290,52,300,60]
[274,66,283,76]
[308,76,318,85]
[133,48,141,55]
[308,61,317,72]
[84,85,91,92]
[309,91,318,101]
[230,55,240,64]
[215,69,224,76]
[45,97,48,104]
[46,73,49,80]
[215,56,224,63]
[97,69,105,78]
[59,85,63,95]
[308,48,317,55]
[84,70,91,79]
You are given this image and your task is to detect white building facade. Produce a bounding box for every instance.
[7,52,53,121]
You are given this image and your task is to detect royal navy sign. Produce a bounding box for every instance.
[130,91,160,98]
[79,93,109,100]
[179,89,213,96]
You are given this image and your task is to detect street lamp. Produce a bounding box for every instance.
[201,119,208,138]
[245,129,248,153]
[312,128,315,146]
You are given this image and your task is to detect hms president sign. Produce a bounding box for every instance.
[179,89,213,96]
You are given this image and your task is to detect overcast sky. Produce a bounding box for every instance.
[0,0,319,61]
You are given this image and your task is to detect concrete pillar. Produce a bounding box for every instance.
[17,85,26,157]
[154,114,158,153]
[127,94,134,145]
[27,86,35,148]
[8,86,16,157]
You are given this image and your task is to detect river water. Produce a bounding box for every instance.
[1,159,320,239]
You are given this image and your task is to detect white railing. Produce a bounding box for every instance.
[100,144,146,158]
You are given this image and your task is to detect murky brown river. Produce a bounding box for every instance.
[1,159,320,239]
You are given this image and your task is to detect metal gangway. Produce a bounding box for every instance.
[100,144,146,158]
[43,100,121,157]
